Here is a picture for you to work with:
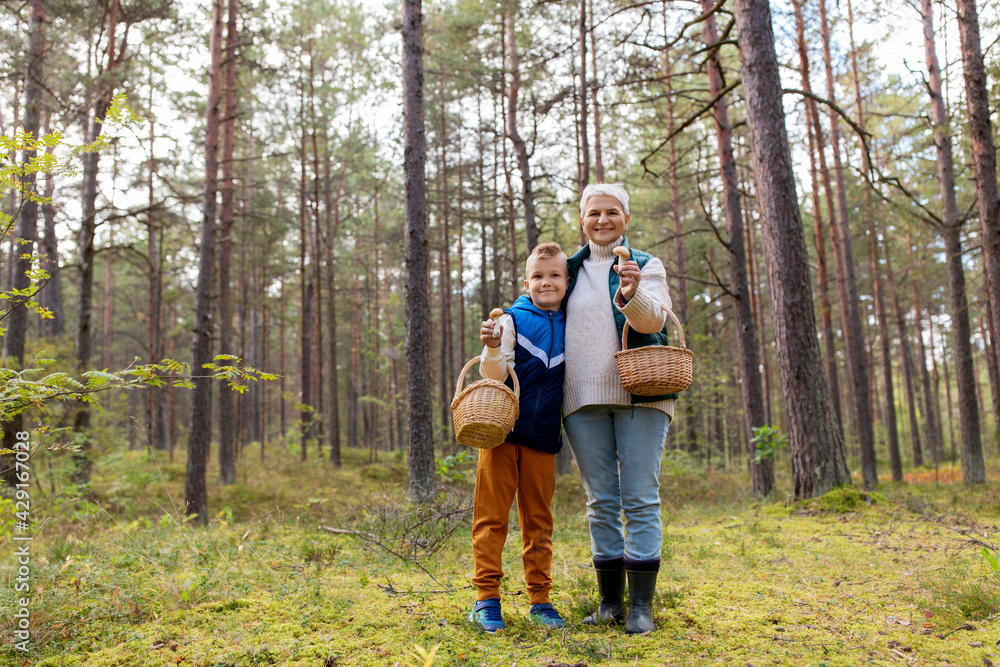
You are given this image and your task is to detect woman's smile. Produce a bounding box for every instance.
[581,194,630,245]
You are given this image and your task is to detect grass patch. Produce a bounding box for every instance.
[1,448,998,666]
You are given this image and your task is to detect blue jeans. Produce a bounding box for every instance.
[564,405,669,562]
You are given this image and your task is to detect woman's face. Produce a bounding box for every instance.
[581,194,630,246]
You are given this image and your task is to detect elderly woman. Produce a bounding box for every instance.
[563,183,676,634]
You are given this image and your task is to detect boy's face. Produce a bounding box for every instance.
[523,254,568,311]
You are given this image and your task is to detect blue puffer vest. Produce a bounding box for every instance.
[503,295,565,454]
[564,236,679,403]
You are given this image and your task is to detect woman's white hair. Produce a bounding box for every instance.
[579,182,630,217]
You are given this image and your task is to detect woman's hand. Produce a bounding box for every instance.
[616,260,641,301]
[480,320,503,348]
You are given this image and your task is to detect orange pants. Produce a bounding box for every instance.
[471,441,556,604]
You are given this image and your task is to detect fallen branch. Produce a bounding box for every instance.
[936,622,975,639]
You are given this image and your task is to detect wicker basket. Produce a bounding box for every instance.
[615,304,694,396]
[450,357,520,449]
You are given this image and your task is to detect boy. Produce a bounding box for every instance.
[469,242,568,633]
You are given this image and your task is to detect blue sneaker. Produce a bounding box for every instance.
[529,602,565,629]
[470,598,505,633]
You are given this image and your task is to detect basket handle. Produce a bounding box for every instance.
[621,303,687,351]
[454,357,520,400]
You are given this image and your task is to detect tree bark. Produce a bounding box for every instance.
[732,0,850,499]
[402,0,435,501]
[663,39,688,326]
[74,0,122,485]
[217,0,238,485]
[953,0,990,483]
[505,13,538,252]
[817,0,876,489]
[101,221,114,372]
[955,0,1000,367]
[578,0,589,189]
[1,0,44,488]
[324,151,345,467]
[792,0,843,437]
[848,0,901,480]
[911,283,941,463]
[983,289,1000,441]
[298,64,313,462]
[145,70,166,451]
[702,0,771,496]
[185,0,225,524]
[884,248,923,466]
[438,92,454,446]
[38,108,63,339]
[928,229,981,475]
[589,0,603,183]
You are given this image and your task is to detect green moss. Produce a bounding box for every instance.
[11,451,1000,667]
[806,485,885,512]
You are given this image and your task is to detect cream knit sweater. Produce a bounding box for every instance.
[563,237,675,421]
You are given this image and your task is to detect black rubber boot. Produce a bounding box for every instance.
[624,570,657,634]
[582,565,626,625]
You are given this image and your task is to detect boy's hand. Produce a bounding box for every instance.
[481,320,503,348]
[616,260,641,301]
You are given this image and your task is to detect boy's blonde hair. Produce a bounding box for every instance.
[525,242,567,274]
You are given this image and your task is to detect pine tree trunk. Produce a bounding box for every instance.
[817,0,876,488]
[951,0,989,483]
[578,0,589,189]
[101,222,114,371]
[438,96,454,446]
[848,0,901,480]
[309,61,324,453]
[4,77,22,291]
[911,288,941,463]
[38,109,63,339]
[1,0,44,488]
[941,321,956,464]
[732,0,851,498]
[983,293,1000,441]
[956,0,1000,379]
[298,70,313,462]
[324,152,344,467]
[477,97,490,321]
[666,37,698,453]
[350,267,360,451]
[145,80,167,451]
[185,0,225,524]
[938,227,982,480]
[589,0,603,183]
[927,306,946,451]
[501,98,518,304]
[74,0,122,485]
[244,132,262,451]
[278,279,287,442]
[372,188,383,454]
[505,14,538,251]
[702,0,771,496]
[883,246,922,467]
[402,0,436,501]
[743,180,773,427]
[217,0,238,485]
[663,45,688,326]
[792,0,843,438]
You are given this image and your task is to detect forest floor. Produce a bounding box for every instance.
[1,444,999,667]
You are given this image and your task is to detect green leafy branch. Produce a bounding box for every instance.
[0,355,278,422]
[751,424,787,464]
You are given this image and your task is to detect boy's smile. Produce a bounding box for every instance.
[524,255,568,311]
